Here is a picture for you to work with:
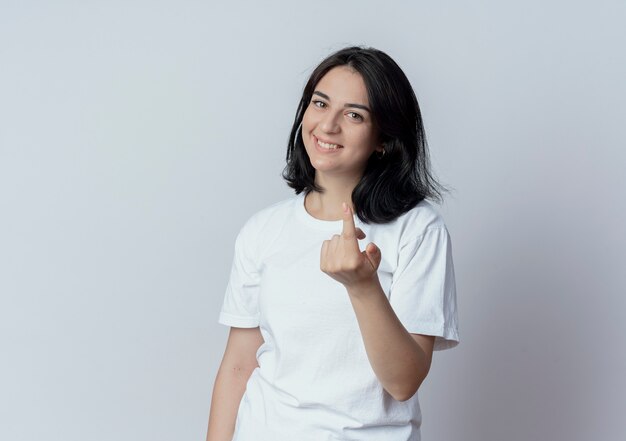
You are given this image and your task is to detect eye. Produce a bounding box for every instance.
[312,99,326,108]
[348,111,363,121]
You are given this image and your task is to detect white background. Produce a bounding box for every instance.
[1,1,625,440]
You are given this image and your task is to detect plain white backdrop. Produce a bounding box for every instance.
[1,1,625,440]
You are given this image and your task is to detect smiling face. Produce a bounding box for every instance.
[301,66,383,179]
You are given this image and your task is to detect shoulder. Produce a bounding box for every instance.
[365,198,449,252]
[231,196,296,261]
[382,199,451,250]
[394,198,448,238]
[237,194,296,237]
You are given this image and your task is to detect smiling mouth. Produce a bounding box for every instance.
[314,135,343,150]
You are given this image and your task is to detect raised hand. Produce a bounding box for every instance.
[320,201,382,290]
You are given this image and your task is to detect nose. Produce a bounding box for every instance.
[319,110,341,133]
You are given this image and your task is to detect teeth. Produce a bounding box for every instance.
[318,139,341,149]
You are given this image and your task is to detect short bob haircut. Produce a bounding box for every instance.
[281,45,450,224]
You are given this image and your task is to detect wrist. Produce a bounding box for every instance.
[345,275,383,299]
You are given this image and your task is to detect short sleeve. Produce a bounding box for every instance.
[218,219,261,328]
[389,226,460,351]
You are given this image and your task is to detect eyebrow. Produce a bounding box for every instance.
[312,91,371,113]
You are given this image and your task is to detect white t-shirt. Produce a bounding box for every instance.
[218,192,460,441]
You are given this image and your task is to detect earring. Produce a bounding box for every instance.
[375,148,386,159]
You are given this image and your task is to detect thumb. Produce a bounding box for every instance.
[364,242,382,269]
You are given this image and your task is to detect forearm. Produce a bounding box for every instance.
[206,363,253,441]
[346,279,430,401]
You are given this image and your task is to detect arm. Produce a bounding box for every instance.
[206,326,264,441]
[346,279,435,401]
[320,202,435,402]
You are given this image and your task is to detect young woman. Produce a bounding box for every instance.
[206,45,460,441]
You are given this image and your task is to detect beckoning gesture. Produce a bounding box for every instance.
[320,202,382,290]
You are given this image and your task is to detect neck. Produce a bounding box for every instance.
[306,172,360,221]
